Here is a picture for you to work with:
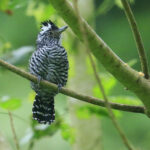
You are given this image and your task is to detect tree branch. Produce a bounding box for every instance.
[121,0,149,79]
[0,59,145,114]
[49,0,150,115]
[88,51,135,150]
[72,1,135,149]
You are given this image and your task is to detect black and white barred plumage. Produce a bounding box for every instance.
[29,20,69,124]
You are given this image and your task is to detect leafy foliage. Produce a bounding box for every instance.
[76,104,123,120]
[60,123,75,144]
[26,1,56,24]
[0,96,22,110]
[76,105,109,119]
[76,96,142,120]
[93,75,116,98]
[20,111,75,149]
[30,112,63,139]
[0,0,11,11]
[0,39,11,55]
[0,0,28,14]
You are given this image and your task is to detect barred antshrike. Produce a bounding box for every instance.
[29,20,69,124]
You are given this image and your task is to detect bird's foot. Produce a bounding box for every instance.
[37,76,42,88]
[57,83,62,93]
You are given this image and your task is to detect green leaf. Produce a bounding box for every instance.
[26,1,56,23]
[76,106,91,119]
[0,0,25,11]
[0,96,22,110]
[0,0,9,10]
[0,41,11,55]
[61,123,75,144]
[93,75,116,98]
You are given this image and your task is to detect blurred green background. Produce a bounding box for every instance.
[0,0,150,150]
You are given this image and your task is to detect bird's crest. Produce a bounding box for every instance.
[41,20,58,33]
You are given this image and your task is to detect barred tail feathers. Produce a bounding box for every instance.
[32,94,55,124]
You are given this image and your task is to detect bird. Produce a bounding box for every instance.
[29,20,69,124]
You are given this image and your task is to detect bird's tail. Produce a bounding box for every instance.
[32,94,55,124]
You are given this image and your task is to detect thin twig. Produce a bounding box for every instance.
[121,0,149,79]
[88,52,135,150]
[88,53,135,150]
[0,111,29,124]
[73,0,135,149]
[8,111,20,150]
[0,59,145,114]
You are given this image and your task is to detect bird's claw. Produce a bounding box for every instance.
[37,76,42,88]
[57,83,62,93]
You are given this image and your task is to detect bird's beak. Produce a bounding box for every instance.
[57,26,68,33]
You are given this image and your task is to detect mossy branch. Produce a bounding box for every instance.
[0,59,145,114]
[50,0,150,115]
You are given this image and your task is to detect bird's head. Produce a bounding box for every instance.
[40,20,68,38]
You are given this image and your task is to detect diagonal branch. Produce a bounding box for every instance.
[0,59,145,114]
[121,0,149,79]
[72,0,135,149]
[88,51,135,150]
[49,0,150,115]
